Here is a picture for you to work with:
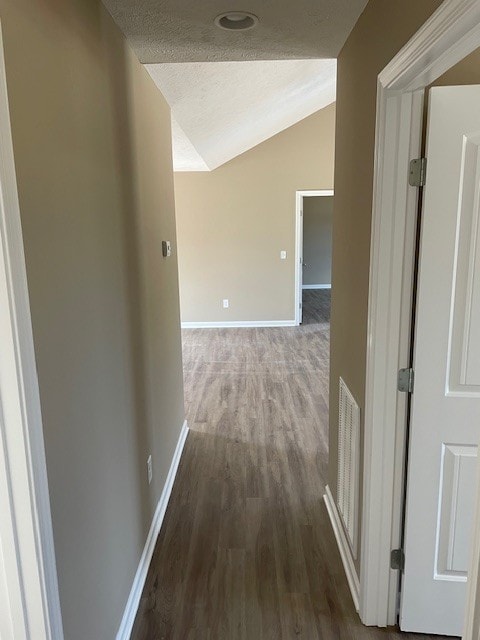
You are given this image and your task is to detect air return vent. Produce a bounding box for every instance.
[337,377,360,557]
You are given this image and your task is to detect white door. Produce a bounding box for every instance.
[400,85,480,636]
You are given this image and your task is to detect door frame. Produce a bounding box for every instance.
[294,189,334,325]
[0,20,64,640]
[362,0,480,628]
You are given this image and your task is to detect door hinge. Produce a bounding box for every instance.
[299,302,302,309]
[391,548,405,571]
[398,367,414,393]
[409,157,427,187]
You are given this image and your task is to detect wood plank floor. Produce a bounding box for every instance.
[131,290,449,640]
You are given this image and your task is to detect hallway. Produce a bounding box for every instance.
[130,291,445,639]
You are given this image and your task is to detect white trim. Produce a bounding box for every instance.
[296,190,334,197]
[324,485,360,611]
[181,320,296,329]
[294,192,303,326]
[302,284,331,290]
[295,189,334,326]
[363,0,480,628]
[0,20,63,640]
[116,420,189,640]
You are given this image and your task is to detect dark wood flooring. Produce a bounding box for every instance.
[131,290,447,640]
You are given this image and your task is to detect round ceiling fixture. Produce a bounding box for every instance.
[214,11,259,31]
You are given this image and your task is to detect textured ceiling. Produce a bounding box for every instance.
[102,0,368,63]
[146,60,336,171]
[171,118,210,172]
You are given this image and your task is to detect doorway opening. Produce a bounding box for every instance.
[295,190,334,326]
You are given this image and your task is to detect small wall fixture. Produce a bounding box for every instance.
[162,240,171,257]
[214,12,259,31]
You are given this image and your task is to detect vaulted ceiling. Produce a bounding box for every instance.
[146,60,337,171]
[102,0,367,170]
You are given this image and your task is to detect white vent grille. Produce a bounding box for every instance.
[337,377,360,557]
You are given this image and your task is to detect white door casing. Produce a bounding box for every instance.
[400,85,480,636]
[296,193,304,324]
[300,214,303,325]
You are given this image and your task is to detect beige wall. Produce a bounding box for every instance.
[174,104,335,323]
[0,1,185,638]
[433,47,480,87]
[329,0,444,573]
[302,196,333,286]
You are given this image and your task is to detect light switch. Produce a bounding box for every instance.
[280,250,287,260]
[162,240,171,257]
[223,299,229,308]
[147,455,153,485]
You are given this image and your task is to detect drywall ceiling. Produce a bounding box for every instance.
[146,59,336,171]
[102,0,368,63]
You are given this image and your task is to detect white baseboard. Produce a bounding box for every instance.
[116,420,189,640]
[302,284,331,290]
[324,485,360,611]
[181,320,296,329]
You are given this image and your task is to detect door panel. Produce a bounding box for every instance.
[436,444,476,578]
[400,85,480,636]
[448,131,480,393]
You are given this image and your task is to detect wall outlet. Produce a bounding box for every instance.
[223,299,229,308]
[280,250,287,260]
[147,455,153,485]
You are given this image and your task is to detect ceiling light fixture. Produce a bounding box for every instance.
[214,11,259,31]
